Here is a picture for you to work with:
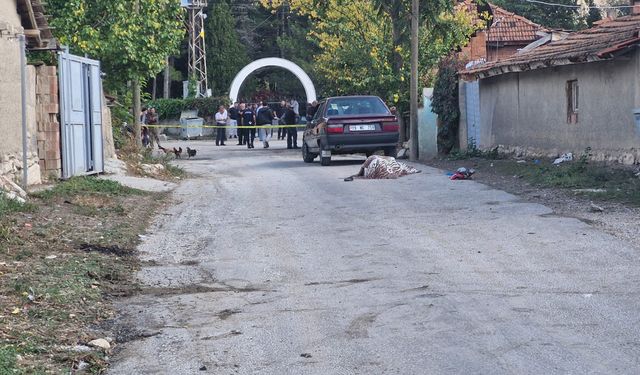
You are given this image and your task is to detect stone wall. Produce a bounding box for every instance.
[0,1,41,185]
[35,65,61,180]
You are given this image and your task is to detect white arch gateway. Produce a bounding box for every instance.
[229,57,317,103]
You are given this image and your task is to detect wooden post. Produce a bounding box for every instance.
[133,79,142,147]
[409,0,419,161]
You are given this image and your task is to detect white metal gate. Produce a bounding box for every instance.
[465,80,481,148]
[58,51,104,179]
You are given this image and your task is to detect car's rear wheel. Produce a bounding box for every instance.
[302,143,316,163]
[384,147,397,158]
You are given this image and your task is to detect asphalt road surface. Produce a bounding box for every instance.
[109,138,640,374]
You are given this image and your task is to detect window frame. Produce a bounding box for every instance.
[567,79,579,124]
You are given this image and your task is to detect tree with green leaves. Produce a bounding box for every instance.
[491,0,587,30]
[47,0,185,146]
[206,1,250,97]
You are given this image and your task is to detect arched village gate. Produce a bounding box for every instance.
[229,57,317,104]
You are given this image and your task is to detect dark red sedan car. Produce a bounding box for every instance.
[302,96,399,166]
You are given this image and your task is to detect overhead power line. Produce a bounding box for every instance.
[521,0,635,9]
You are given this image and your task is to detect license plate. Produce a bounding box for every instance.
[350,124,376,131]
[321,150,331,157]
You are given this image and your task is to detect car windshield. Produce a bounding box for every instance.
[326,97,390,116]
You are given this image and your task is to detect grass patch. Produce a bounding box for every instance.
[0,195,34,217]
[0,345,20,374]
[494,157,640,205]
[1,175,167,373]
[447,143,501,161]
[119,138,186,180]
[31,176,144,201]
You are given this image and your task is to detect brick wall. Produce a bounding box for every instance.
[35,65,61,180]
[459,31,488,62]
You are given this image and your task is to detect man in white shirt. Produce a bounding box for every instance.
[215,105,228,146]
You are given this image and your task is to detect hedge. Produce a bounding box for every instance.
[146,97,230,120]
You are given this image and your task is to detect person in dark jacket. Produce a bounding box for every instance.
[236,102,246,145]
[277,100,287,140]
[282,104,298,149]
[239,103,256,149]
[256,101,274,149]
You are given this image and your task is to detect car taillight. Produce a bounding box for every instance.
[382,122,399,132]
[327,124,344,133]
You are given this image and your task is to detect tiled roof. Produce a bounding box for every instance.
[457,1,547,43]
[462,14,640,79]
[487,4,547,43]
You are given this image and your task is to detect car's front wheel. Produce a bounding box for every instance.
[302,143,317,163]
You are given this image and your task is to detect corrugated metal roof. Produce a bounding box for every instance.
[462,14,640,79]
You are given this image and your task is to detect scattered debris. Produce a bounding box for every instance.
[397,141,410,159]
[573,188,607,194]
[553,153,573,165]
[589,203,605,213]
[300,353,313,358]
[634,166,640,178]
[450,167,476,180]
[140,163,166,176]
[88,338,111,351]
[44,255,57,260]
[75,361,90,371]
[517,160,527,164]
[0,176,27,203]
[199,365,207,371]
[104,158,128,175]
[70,345,93,353]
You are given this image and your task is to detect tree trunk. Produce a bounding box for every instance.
[152,76,157,101]
[132,79,142,147]
[409,0,419,161]
[164,57,171,99]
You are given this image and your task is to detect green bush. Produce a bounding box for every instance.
[147,97,230,120]
[432,55,464,155]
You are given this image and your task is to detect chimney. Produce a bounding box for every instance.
[633,0,640,15]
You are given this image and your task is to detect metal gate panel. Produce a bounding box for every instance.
[59,51,104,179]
[89,64,104,173]
[465,80,481,148]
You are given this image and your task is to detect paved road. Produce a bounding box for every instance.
[110,139,640,374]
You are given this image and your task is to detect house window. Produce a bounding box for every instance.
[567,80,579,124]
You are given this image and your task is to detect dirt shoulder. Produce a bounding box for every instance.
[424,157,640,250]
[0,177,168,374]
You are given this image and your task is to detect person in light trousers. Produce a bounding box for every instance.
[215,105,227,146]
[228,102,238,139]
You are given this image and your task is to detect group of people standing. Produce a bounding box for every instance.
[214,100,300,149]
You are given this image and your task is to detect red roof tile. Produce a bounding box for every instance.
[487,4,547,43]
[462,14,640,78]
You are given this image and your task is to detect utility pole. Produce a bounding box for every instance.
[184,0,209,97]
[133,0,142,147]
[409,0,419,161]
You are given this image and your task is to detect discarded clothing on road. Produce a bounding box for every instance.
[450,167,475,180]
[345,155,420,181]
